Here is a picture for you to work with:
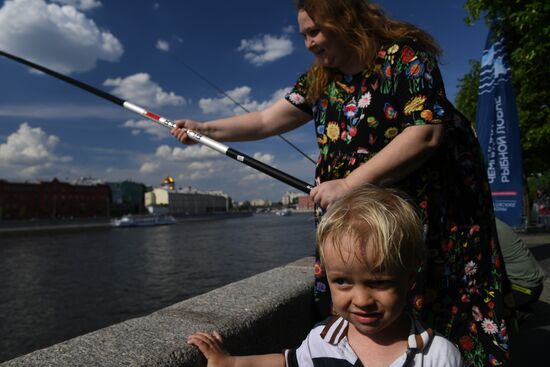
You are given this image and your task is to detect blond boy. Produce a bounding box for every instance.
[188,185,464,366]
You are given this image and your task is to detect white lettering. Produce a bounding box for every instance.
[494,97,510,184]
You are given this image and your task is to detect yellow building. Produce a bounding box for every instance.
[145,187,231,216]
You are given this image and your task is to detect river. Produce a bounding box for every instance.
[0,212,316,363]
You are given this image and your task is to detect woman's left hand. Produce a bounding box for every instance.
[310,179,352,209]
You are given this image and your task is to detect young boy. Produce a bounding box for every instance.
[187,185,464,366]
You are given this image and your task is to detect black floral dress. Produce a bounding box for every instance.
[285,39,513,366]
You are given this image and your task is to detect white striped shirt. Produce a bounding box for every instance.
[284,316,464,367]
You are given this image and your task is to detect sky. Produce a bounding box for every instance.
[0,0,489,202]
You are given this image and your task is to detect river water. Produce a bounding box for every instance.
[0,213,316,362]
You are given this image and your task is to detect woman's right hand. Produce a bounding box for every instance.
[171,119,204,145]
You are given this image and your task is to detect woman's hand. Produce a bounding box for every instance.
[171,119,204,145]
[310,179,353,209]
[187,331,235,367]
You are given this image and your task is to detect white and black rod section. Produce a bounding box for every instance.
[0,49,313,194]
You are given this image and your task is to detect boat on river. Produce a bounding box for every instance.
[111,214,177,227]
[275,209,291,216]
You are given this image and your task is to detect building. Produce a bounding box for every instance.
[0,178,110,220]
[250,198,272,208]
[297,195,314,211]
[145,186,232,216]
[107,180,147,216]
[282,190,307,206]
[282,190,313,209]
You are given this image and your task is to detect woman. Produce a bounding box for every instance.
[172,1,513,365]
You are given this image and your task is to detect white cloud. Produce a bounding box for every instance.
[0,0,123,74]
[135,143,231,183]
[51,0,102,11]
[187,161,214,170]
[237,33,293,66]
[240,152,276,181]
[177,171,213,181]
[135,145,224,183]
[252,152,275,164]
[154,144,219,160]
[241,171,271,181]
[176,161,218,181]
[121,119,170,140]
[139,161,160,174]
[0,122,72,177]
[199,86,290,116]
[282,25,295,34]
[103,73,186,108]
[156,39,170,52]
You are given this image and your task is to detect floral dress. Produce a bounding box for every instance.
[285,39,514,366]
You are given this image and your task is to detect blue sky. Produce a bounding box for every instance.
[0,0,488,202]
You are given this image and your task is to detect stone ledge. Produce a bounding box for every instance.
[2,257,315,367]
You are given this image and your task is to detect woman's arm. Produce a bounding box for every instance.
[171,99,311,144]
[310,123,444,208]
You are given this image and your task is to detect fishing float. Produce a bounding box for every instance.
[0,49,313,194]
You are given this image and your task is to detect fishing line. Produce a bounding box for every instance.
[171,54,316,165]
[0,49,313,194]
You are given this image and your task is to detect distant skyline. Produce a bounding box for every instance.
[0,0,488,201]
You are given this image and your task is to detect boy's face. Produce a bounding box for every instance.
[323,236,412,339]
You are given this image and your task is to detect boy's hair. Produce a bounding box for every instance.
[316,185,425,274]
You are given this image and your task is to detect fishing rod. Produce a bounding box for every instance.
[173,55,316,165]
[0,49,313,194]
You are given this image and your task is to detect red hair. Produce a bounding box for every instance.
[295,0,441,101]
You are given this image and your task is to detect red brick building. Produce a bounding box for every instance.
[297,195,314,211]
[0,179,110,220]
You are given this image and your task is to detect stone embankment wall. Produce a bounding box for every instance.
[2,257,315,367]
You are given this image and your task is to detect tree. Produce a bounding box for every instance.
[462,0,550,175]
[455,59,480,124]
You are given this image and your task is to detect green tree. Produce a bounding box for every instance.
[455,59,480,124]
[527,172,550,201]
[463,0,550,175]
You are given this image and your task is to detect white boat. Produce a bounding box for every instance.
[111,214,177,227]
[275,209,291,216]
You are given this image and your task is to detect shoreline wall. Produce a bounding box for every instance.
[2,257,315,367]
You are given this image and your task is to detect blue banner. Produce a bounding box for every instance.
[476,30,524,227]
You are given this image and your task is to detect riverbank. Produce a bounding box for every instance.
[0,211,254,235]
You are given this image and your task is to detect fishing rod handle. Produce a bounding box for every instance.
[123,101,231,155]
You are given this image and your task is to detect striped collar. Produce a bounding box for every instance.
[407,316,433,351]
[319,315,434,352]
[319,316,349,345]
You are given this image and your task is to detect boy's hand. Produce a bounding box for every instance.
[187,331,234,367]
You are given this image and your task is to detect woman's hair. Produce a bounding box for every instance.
[316,184,426,275]
[295,0,441,101]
